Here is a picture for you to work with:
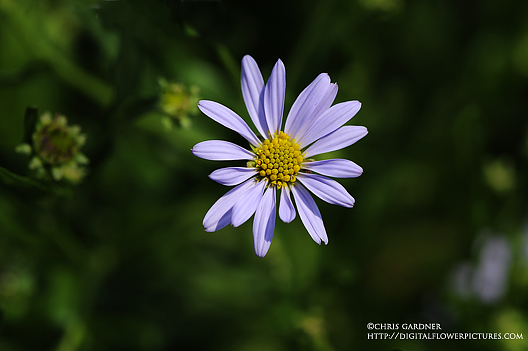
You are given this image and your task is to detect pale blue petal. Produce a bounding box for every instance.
[253,186,276,257]
[279,186,296,223]
[297,173,355,208]
[303,126,368,158]
[192,140,255,161]
[231,179,267,227]
[307,83,338,125]
[299,101,361,147]
[291,184,328,244]
[263,59,285,135]
[241,55,268,138]
[284,73,330,138]
[198,100,261,146]
[203,179,254,232]
[294,83,338,143]
[209,167,257,186]
[301,159,363,178]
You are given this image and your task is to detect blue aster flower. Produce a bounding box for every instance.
[192,55,367,257]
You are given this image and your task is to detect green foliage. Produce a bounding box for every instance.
[1,0,528,350]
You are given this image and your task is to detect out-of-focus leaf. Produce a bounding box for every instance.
[23,106,38,145]
[122,97,159,122]
[0,61,51,87]
[0,166,45,192]
[0,166,71,196]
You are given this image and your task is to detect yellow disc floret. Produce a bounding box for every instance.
[253,131,303,189]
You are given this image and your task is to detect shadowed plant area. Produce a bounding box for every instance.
[1,0,528,350]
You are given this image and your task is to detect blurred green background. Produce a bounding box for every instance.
[1,0,528,350]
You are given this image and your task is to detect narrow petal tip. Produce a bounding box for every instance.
[253,187,276,258]
[279,186,296,223]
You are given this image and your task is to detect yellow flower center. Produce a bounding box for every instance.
[254,131,303,189]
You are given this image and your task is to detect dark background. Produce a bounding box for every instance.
[1,0,528,350]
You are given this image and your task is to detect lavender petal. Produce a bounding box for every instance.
[295,83,338,144]
[279,185,296,223]
[284,73,330,139]
[192,140,255,161]
[291,183,328,244]
[209,167,257,186]
[241,55,268,138]
[297,173,355,208]
[303,126,368,158]
[263,59,286,135]
[203,179,254,232]
[252,186,276,257]
[198,100,261,146]
[301,159,363,178]
[231,179,267,227]
[299,101,361,147]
